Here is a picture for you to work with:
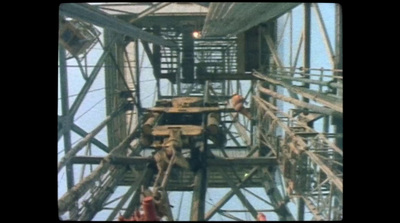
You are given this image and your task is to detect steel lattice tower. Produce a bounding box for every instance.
[58,3,342,221]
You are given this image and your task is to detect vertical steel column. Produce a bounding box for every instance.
[270,21,278,107]
[135,39,142,112]
[191,89,209,221]
[153,26,162,99]
[334,4,343,82]
[323,115,330,133]
[333,4,343,220]
[176,49,181,96]
[290,10,293,67]
[250,80,255,146]
[297,5,311,220]
[333,5,343,148]
[182,25,194,83]
[302,3,311,104]
[105,29,128,149]
[59,44,78,219]
[190,151,207,221]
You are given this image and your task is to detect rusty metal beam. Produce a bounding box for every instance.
[254,96,343,155]
[253,71,342,112]
[59,3,177,48]
[254,97,343,192]
[258,84,342,118]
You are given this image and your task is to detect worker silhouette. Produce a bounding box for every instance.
[230,93,252,119]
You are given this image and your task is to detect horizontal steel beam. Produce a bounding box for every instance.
[70,156,277,166]
[203,3,300,37]
[129,2,171,23]
[59,3,177,48]
[146,107,235,113]
[197,73,257,80]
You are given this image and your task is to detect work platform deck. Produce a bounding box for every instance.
[119,165,275,190]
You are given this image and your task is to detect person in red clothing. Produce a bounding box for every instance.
[117,196,161,221]
[231,93,252,119]
[257,213,267,221]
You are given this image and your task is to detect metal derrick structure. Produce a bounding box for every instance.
[58,2,342,221]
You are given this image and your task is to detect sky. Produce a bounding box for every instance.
[58,3,338,221]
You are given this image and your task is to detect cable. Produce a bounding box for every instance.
[58,65,155,69]
[60,171,65,181]
[57,79,156,101]
[206,190,223,221]
[140,79,156,83]
[74,97,106,122]
[175,192,184,221]
[58,87,105,100]
[140,83,168,101]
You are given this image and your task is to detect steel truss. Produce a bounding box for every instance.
[58,3,342,221]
